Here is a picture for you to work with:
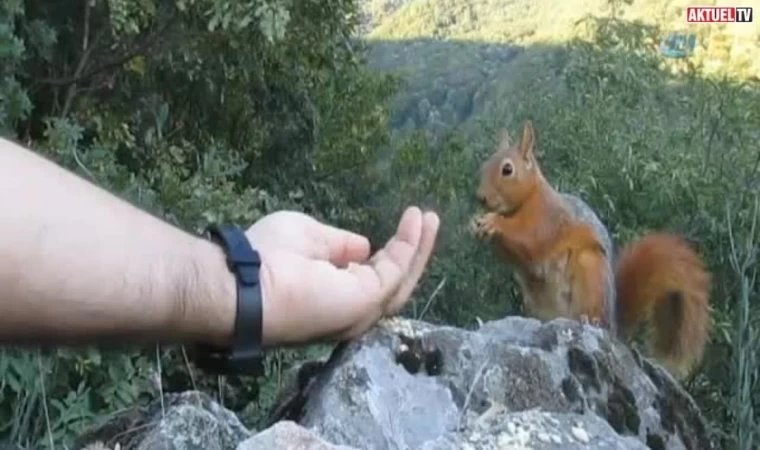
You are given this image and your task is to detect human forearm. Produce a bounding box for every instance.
[0,138,236,346]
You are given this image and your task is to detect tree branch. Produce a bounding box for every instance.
[61,0,95,117]
[35,13,176,90]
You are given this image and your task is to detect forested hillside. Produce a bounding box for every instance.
[1,0,759,449]
[357,1,760,448]
[361,0,759,133]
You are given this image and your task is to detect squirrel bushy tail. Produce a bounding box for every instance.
[614,232,711,378]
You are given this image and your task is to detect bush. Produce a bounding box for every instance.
[1,0,399,447]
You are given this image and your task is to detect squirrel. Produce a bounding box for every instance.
[472,121,711,379]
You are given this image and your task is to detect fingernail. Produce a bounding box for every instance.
[424,211,441,228]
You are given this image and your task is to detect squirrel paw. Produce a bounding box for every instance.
[472,212,500,239]
[579,314,602,328]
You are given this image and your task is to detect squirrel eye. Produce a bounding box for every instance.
[501,160,514,177]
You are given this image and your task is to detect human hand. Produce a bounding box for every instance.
[245,206,440,346]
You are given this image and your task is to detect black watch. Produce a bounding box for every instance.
[193,224,265,375]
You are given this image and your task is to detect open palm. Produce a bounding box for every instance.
[245,207,440,346]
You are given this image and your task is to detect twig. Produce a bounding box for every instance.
[418,277,446,321]
[155,344,165,417]
[458,356,491,429]
[36,351,54,450]
[217,375,225,408]
[72,146,97,182]
[180,345,198,393]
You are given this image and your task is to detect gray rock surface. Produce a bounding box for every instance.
[277,316,716,450]
[74,316,717,450]
[418,409,649,449]
[75,391,251,450]
[237,421,357,450]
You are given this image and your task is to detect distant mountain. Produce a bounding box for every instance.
[359,0,417,35]
[358,0,759,135]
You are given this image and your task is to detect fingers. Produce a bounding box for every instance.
[384,210,440,315]
[366,206,424,293]
[348,206,424,306]
[267,207,426,345]
[312,222,371,267]
[246,211,371,266]
[339,207,438,338]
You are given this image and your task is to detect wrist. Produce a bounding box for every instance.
[173,235,237,348]
[190,224,270,374]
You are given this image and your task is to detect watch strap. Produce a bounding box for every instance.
[193,224,265,375]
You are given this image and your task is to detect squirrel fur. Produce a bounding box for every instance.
[473,121,711,379]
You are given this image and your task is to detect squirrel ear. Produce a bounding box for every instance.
[520,121,535,159]
[499,128,512,146]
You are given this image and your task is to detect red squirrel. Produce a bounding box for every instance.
[473,121,711,378]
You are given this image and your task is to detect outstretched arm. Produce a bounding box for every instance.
[0,138,440,349]
[0,138,237,347]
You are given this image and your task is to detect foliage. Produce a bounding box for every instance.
[361,3,760,448]
[1,0,397,448]
[727,197,760,450]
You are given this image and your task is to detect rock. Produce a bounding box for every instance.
[418,409,649,449]
[74,316,717,450]
[74,391,251,450]
[273,316,717,450]
[236,421,357,450]
[264,359,328,430]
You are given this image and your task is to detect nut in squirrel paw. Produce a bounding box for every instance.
[470,212,499,240]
